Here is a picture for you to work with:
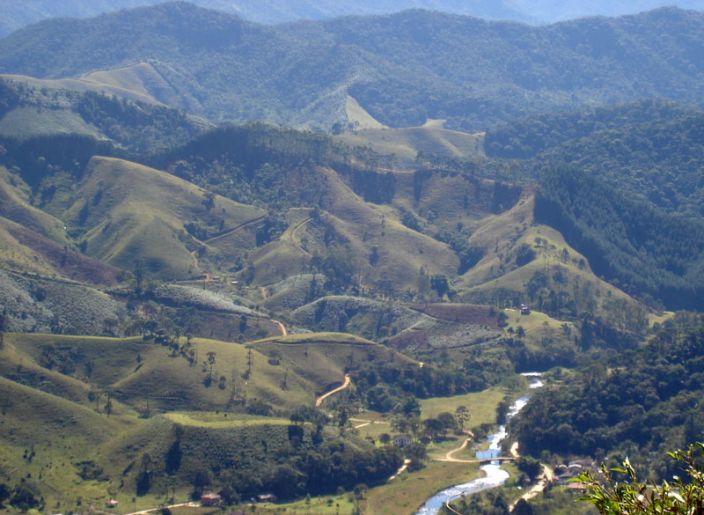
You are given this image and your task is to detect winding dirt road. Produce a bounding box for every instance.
[273,320,288,336]
[507,442,555,512]
[204,215,267,245]
[508,464,555,511]
[389,458,412,481]
[443,437,472,462]
[315,374,351,407]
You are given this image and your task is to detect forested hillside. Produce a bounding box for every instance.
[3,5,704,129]
[485,101,704,310]
[535,168,704,310]
[0,77,208,153]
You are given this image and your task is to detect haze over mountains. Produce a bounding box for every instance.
[2,0,704,37]
[2,3,704,131]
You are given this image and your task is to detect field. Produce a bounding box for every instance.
[257,493,357,514]
[419,387,506,427]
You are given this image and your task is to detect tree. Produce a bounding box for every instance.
[165,428,182,475]
[516,244,536,266]
[0,483,10,508]
[437,412,458,435]
[513,499,534,515]
[104,391,113,416]
[190,468,213,498]
[455,405,470,433]
[133,259,145,292]
[136,454,152,496]
[9,485,41,511]
[406,443,427,471]
[417,266,431,301]
[203,351,216,386]
[423,418,446,441]
[516,456,542,481]
[579,443,704,514]
[430,274,451,298]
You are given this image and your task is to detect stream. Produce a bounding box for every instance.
[416,373,544,515]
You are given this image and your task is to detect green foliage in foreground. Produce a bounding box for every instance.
[579,443,704,514]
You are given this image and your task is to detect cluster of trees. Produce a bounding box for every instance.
[350,355,510,415]
[0,133,115,190]
[145,422,403,504]
[0,482,42,512]
[533,108,704,217]
[511,313,704,479]
[76,91,205,155]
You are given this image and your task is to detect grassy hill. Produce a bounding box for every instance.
[336,123,485,165]
[2,5,704,129]
[452,192,646,330]
[0,76,209,153]
[0,330,411,510]
[0,166,68,243]
[246,168,459,292]
[2,331,409,413]
[59,156,264,279]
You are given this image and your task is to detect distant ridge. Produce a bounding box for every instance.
[2,0,704,38]
[2,4,704,130]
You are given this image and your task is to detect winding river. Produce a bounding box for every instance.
[416,374,544,515]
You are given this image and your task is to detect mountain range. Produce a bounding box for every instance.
[2,0,704,37]
[2,3,704,131]
[1,3,704,512]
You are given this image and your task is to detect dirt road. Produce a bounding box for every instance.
[273,319,288,336]
[315,374,351,407]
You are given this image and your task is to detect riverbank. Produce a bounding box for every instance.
[415,375,545,515]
